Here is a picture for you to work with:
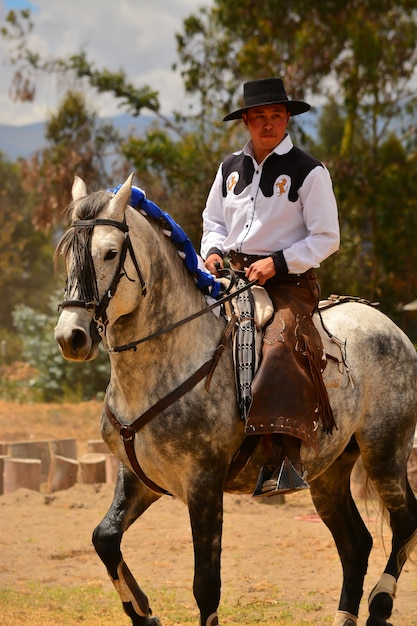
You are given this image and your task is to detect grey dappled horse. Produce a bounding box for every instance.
[54,175,417,626]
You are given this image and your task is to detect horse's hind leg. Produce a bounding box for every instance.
[310,438,373,626]
[188,481,224,626]
[92,464,161,626]
[362,446,417,626]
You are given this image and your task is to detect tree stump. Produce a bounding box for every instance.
[79,453,106,484]
[47,455,79,493]
[0,455,9,495]
[3,458,41,494]
[49,438,77,460]
[105,453,121,484]
[8,440,51,482]
[0,442,9,455]
[87,439,108,454]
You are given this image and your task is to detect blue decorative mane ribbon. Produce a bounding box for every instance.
[110,185,221,298]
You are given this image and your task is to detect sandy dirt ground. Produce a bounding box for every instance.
[0,400,416,625]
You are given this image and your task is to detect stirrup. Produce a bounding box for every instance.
[252,457,309,498]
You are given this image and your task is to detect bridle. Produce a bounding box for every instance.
[59,217,147,343]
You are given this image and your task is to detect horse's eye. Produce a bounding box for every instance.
[104,249,118,261]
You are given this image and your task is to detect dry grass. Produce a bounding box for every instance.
[0,399,103,455]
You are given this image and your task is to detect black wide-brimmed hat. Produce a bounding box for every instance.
[223,77,311,121]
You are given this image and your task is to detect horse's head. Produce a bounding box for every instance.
[54,174,149,361]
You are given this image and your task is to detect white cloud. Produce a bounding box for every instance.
[0,0,210,125]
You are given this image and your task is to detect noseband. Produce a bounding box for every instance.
[59,218,147,340]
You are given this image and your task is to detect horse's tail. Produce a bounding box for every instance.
[399,480,417,565]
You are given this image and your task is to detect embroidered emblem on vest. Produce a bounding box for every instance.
[275,176,289,196]
[226,171,239,192]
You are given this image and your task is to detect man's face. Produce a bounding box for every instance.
[243,103,290,161]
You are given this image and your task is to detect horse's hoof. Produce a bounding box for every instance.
[132,617,160,626]
[367,592,394,626]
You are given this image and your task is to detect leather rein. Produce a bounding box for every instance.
[58,215,257,495]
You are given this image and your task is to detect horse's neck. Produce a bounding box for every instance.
[104,211,228,417]
[106,281,223,420]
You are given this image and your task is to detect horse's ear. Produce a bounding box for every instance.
[107,173,135,221]
[72,176,88,201]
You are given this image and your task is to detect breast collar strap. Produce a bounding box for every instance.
[102,313,237,495]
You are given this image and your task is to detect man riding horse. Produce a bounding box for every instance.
[201,77,340,497]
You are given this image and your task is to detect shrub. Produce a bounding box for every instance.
[8,304,110,402]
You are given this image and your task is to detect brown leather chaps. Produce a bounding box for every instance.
[244,270,335,453]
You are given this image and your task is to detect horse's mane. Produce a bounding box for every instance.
[69,190,111,221]
[55,191,111,261]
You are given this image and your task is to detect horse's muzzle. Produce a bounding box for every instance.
[54,309,100,362]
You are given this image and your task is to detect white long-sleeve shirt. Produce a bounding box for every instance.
[201,134,340,274]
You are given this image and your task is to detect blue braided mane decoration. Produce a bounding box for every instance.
[110,184,221,298]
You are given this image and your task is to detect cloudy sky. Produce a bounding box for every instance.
[0,0,211,126]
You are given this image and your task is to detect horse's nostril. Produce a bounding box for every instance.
[70,329,88,353]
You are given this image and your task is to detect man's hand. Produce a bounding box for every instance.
[204,253,224,276]
[245,256,276,285]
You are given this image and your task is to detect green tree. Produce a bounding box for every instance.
[178,0,417,157]
[120,120,237,247]
[0,154,56,332]
[3,2,417,317]
[21,90,122,230]
[1,10,170,133]
[0,87,129,338]
[308,100,417,316]
[177,0,417,310]
[0,156,26,289]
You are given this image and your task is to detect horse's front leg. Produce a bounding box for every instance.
[92,464,161,626]
[188,478,224,626]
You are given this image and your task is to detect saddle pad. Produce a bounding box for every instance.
[232,275,257,421]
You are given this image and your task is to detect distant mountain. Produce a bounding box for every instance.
[0,121,46,160]
[0,113,153,161]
